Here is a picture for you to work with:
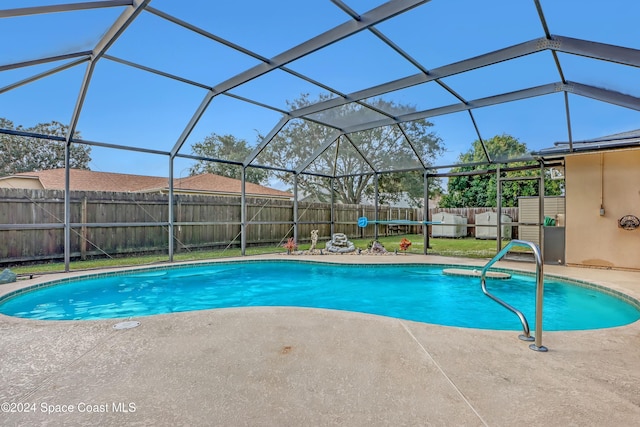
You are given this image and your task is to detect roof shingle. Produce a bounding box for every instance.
[12,169,292,198]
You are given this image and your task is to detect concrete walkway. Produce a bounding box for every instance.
[1,255,639,426]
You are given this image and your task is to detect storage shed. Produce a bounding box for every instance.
[431,212,468,238]
[475,211,513,240]
[518,196,565,246]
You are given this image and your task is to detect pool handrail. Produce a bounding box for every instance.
[481,239,548,352]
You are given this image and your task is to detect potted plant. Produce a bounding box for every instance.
[399,237,412,254]
[282,237,298,255]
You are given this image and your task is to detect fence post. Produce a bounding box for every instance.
[293,174,298,244]
[176,196,182,251]
[168,159,174,262]
[241,167,246,256]
[424,171,429,254]
[63,151,70,272]
[497,165,502,252]
[81,196,87,260]
[330,178,335,237]
[374,174,379,240]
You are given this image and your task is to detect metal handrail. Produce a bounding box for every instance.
[481,239,548,352]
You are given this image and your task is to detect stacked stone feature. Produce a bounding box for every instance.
[325,233,356,253]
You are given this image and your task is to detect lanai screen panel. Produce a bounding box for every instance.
[76,59,207,153]
[1,0,640,177]
[181,95,285,164]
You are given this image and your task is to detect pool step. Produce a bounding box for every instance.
[442,268,511,279]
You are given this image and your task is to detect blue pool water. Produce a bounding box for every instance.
[1,261,638,330]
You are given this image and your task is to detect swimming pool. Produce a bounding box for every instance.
[1,261,638,330]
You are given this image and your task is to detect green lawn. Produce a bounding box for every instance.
[349,234,501,258]
[8,234,507,276]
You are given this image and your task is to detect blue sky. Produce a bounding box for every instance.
[1,0,640,180]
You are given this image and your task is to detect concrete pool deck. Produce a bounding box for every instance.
[1,254,639,426]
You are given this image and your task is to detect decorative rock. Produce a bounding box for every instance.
[0,268,17,284]
[370,241,387,254]
[325,233,356,253]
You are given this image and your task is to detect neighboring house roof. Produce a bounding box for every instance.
[1,169,292,199]
[9,169,166,192]
[169,173,292,199]
[535,129,640,157]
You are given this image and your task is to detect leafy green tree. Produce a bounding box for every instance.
[440,134,563,208]
[372,171,443,208]
[0,118,91,176]
[258,94,444,205]
[189,133,268,184]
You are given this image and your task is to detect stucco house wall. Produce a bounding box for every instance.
[565,150,640,270]
[0,176,44,190]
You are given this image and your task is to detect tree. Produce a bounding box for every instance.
[370,171,443,208]
[440,134,563,208]
[189,133,268,184]
[0,118,91,177]
[257,94,444,205]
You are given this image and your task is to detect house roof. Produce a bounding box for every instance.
[535,129,640,158]
[8,169,292,199]
[171,173,293,198]
[11,169,166,192]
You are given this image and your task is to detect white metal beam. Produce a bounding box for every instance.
[342,83,562,134]
[0,52,91,72]
[208,0,429,96]
[566,81,640,111]
[0,57,88,94]
[553,36,640,68]
[243,117,290,166]
[289,38,547,118]
[168,0,427,161]
[66,0,152,142]
[295,130,342,174]
[342,134,378,173]
[287,35,640,123]
[170,91,216,157]
[0,1,132,18]
[339,80,640,135]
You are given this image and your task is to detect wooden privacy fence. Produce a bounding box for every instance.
[0,188,522,264]
[0,188,422,264]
